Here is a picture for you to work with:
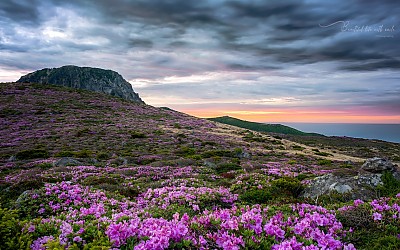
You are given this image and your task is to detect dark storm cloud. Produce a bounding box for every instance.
[342,59,400,71]
[227,63,281,71]
[129,39,153,48]
[0,0,42,25]
[1,0,399,71]
[218,1,399,70]
[334,88,369,93]
[78,0,223,26]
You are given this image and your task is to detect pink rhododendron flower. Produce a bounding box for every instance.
[353,199,364,206]
[73,236,82,242]
[28,225,36,233]
[372,212,382,221]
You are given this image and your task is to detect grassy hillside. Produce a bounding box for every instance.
[209,116,400,161]
[208,116,320,136]
[0,82,399,250]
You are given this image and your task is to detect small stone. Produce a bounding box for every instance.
[8,155,16,162]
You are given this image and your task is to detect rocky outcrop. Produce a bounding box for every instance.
[17,65,144,103]
[302,173,382,200]
[361,157,396,173]
[302,158,399,200]
[54,157,83,167]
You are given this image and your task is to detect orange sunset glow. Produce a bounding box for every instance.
[176,109,400,124]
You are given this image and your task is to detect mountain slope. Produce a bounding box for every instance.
[1,82,400,250]
[0,82,221,165]
[208,116,321,136]
[17,65,144,103]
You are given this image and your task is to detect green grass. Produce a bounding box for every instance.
[208,116,321,136]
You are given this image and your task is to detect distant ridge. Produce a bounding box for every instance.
[17,65,144,103]
[208,116,321,136]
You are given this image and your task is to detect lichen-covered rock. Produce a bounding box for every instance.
[15,190,35,208]
[54,157,82,167]
[302,173,383,200]
[361,157,396,173]
[17,65,144,103]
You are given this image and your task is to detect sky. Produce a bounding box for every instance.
[0,0,399,123]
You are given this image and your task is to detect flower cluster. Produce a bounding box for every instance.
[338,195,400,222]
[106,213,190,249]
[260,162,332,178]
[21,181,358,250]
[137,185,238,211]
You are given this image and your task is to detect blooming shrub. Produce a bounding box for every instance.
[337,195,400,249]
[338,196,400,226]
[137,186,238,212]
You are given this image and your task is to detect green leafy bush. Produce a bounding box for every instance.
[240,189,272,204]
[96,183,140,199]
[337,205,375,229]
[130,131,147,139]
[96,152,110,160]
[176,146,196,157]
[315,151,333,157]
[369,235,400,250]
[201,141,218,146]
[295,173,310,181]
[188,154,202,160]
[292,145,305,150]
[215,162,241,174]
[317,159,332,166]
[270,139,283,145]
[76,127,90,137]
[83,176,119,186]
[244,136,266,143]
[0,108,22,118]
[16,149,49,160]
[269,177,304,198]
[239,177,304,204]
[74,149,93,158]
[377,171,400,197]
[173,123,182,129]
[201,149,234,158]
[0,178,45,208]
[153,130,165,135]
[316,191,353,206]
[339,163,353,169]
[37,163,53,169]
[343,226,400,249]
[0,206,31,249]
[54,150,75,157]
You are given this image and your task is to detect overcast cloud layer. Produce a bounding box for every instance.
[1,0,399,122]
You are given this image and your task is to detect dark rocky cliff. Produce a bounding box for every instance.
[17,65,144,103]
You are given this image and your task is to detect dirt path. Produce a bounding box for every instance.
[277,139,366,163]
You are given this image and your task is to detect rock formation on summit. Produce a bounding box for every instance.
[17,65,144,103]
